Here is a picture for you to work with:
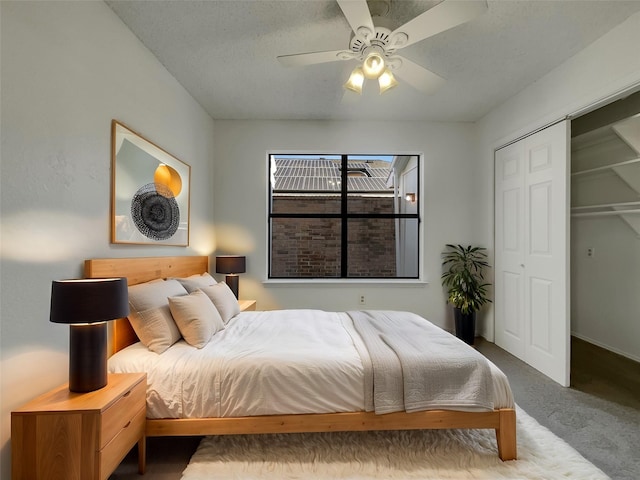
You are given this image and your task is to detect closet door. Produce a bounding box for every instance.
[495,121,570,386]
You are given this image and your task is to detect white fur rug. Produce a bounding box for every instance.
[181,406,609,479]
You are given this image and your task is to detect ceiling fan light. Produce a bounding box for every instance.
[378,69,398,94]
[362,52,385,79]
[344,66,364,94]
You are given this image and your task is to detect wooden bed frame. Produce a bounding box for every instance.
[85,256,517,461]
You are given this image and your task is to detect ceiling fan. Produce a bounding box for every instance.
[277,0,487,95]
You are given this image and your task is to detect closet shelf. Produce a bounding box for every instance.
[571,201,640,217]
[571,157,640,176]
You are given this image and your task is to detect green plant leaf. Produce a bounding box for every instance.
[441,244,492,314]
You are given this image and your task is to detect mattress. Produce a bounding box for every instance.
[108,309,514,419]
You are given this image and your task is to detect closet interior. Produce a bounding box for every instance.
[570,91,640,406]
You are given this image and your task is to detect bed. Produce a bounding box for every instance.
[84,256,517,461]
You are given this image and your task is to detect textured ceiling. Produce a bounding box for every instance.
[106,0,640,122]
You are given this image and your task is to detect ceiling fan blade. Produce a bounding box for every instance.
[390,0,487,49]
[277,49,353,67]
[337,0,375,39]
[393,56,445,95]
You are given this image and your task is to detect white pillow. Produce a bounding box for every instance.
[168,290,225,348]
[170,272,217,293]
[130,305,182,354]
[128,279,188,311]
[127,279,188,353]
[200,283,241,323]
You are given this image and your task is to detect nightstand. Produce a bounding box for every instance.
[12,373,146,480]
[239,299,257,311]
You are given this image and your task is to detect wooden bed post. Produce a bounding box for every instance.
[496,408,517,461]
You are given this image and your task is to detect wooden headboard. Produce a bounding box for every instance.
[84,256,209,355]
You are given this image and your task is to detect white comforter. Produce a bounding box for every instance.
[108,310,514,419]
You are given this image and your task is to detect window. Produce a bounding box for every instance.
[268,154,420,279]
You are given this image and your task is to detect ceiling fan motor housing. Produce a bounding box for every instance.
[349,26,407,63]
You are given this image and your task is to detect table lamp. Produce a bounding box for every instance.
[50,277,129,392]
[215,255,246,299]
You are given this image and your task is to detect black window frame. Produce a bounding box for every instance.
[268,153,421,279]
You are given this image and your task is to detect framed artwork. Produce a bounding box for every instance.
[111,120,190,246]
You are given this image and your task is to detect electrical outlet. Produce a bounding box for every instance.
[359,295,366,305]
[587,247,595,257]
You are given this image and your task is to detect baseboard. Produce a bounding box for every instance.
[571,332,640,364]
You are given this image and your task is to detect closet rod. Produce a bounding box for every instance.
[572,201,640,211]
[572,209,640,218]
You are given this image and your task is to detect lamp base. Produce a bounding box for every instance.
[225,275,239,299]
[69,323,107,392]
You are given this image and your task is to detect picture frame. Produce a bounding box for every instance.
[111,120,191,246]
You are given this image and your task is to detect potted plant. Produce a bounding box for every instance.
[441,244,492,345]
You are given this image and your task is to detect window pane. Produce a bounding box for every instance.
[271,155,342,214]
[268,153,420,280]
[271,194,342,215]
[346,156,395,214]
[270,218,341,277]
[396,218,419,278]
[347,218,419,278]
[347,191,395,214]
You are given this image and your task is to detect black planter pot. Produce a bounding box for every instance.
[454,308,476,345]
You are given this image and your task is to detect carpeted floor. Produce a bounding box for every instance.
[109,338,640,480]
[478,339,640,480]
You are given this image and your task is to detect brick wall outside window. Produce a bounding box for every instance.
[271,195,396,277]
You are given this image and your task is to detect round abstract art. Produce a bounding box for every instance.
[131,183,180,241]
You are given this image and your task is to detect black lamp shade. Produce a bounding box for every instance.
[215,255,246,274]
[50,278,129,324]
[50,277,129,392]
[216,256,246,299]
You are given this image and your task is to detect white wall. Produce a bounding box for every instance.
[571,216,640,361]
[0,2,216,477]
[476,12,640,346]
[212,120,484,329]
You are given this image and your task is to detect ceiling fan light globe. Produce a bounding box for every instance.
[344,67,365,94]
[378,69,398,94]
[362,52,385,79]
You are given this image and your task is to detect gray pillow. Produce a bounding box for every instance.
[130,305,181,354]
[168,290,225,348]
[127,279,188,353]
[200,282,241,323]
[170,272,217,293]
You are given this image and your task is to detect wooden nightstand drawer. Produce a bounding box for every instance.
[99,406,146,478]
[101,377,146,448]
[12,373,146,480]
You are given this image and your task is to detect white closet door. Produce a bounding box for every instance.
[495,141,526,359]
[495,121,570,386]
